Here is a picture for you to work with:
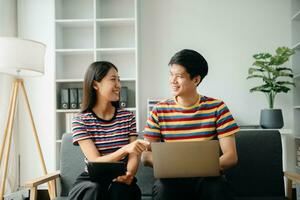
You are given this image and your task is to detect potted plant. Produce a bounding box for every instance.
[247,47,295,129]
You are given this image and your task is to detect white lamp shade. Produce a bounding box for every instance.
[0,37,46,77]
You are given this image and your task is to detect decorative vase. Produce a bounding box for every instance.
[260,109,284,129]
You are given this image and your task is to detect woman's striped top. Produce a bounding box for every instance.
[72,109,137,155]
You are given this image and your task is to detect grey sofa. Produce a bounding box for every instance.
[25,130,300,200]
[226,130,295,200]
[25,133,155,200]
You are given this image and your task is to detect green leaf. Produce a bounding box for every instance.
[276,47,295,57]
[276,81,296,87]
[249,84,272,93]
[270,55,288,66]
[248,46,295,96]
[252,61,266,68]
[248,67,265,74]
[273,85,291,93]
[253,53,272,60]
[247,75,266,79]
[277,71,293,78]
[276,67,293,72]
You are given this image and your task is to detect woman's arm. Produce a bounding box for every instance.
[126,136,140,176]
[78,138,148,163]
[114,136,141,185]
[78,139,126,162]
[115,137,149,185]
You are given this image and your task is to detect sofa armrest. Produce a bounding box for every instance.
[284,171,300,183]
[25,171,60,200]
[284,171,300,200]
[25,171,60,187]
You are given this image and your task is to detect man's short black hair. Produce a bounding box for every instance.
[169,49,208,84]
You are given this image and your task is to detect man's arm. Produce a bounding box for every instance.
[142,105,162,168]
[219,135,238,171]
[141,138,160,168]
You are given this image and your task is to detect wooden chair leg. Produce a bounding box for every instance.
[286,178,293,200]
[50,180,57,199]
[29,187,38,200]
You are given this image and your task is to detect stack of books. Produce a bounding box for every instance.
[297,146,300,168]
[65,113,77,133]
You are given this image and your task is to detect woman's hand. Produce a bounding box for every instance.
[123,139,150,156]
[114,171,134,185]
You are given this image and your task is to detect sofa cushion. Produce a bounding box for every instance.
[136,162,155,196]
[235,197,288,200]
[59,134,85,196]
[141,196,153,200]
[54,197,69,200]
[226,130,285,197]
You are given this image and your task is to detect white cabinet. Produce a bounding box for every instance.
[54,0,139,168]
[292,0,300,173]
[55,0,94,20]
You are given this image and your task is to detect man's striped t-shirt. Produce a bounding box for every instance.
[144,95,239,142]
[72,109,137,155]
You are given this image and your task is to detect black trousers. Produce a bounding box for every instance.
[69,172,141,200]
[153,176,234,200]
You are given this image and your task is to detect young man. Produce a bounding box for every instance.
[142,49,240,200]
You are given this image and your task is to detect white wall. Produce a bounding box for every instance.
[17,0,55,185]
[0,0,19,194]
[0,0,17,37]
[139,0,292,129]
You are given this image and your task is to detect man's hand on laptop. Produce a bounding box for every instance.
[123,139,150,156]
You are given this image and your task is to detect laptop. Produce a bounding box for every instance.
[87,161,126,182]
[151,140,220,178]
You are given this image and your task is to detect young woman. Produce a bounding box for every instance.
[69,61,149,200]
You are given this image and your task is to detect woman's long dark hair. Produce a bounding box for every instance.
[81,61,119,113]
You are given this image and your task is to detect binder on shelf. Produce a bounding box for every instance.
[147,99,161,116]
[78,88,83,109]
[119,87,128,108]
[60,88,70,109]
[70,88,78,109]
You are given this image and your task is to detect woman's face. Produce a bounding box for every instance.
[93,67,121,102]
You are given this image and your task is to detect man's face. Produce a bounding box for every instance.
[169,64,199,97]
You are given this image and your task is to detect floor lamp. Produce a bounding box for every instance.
[0,37,54,199]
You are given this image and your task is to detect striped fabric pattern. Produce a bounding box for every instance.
[72,109,137,155]
[144,95,239,142]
